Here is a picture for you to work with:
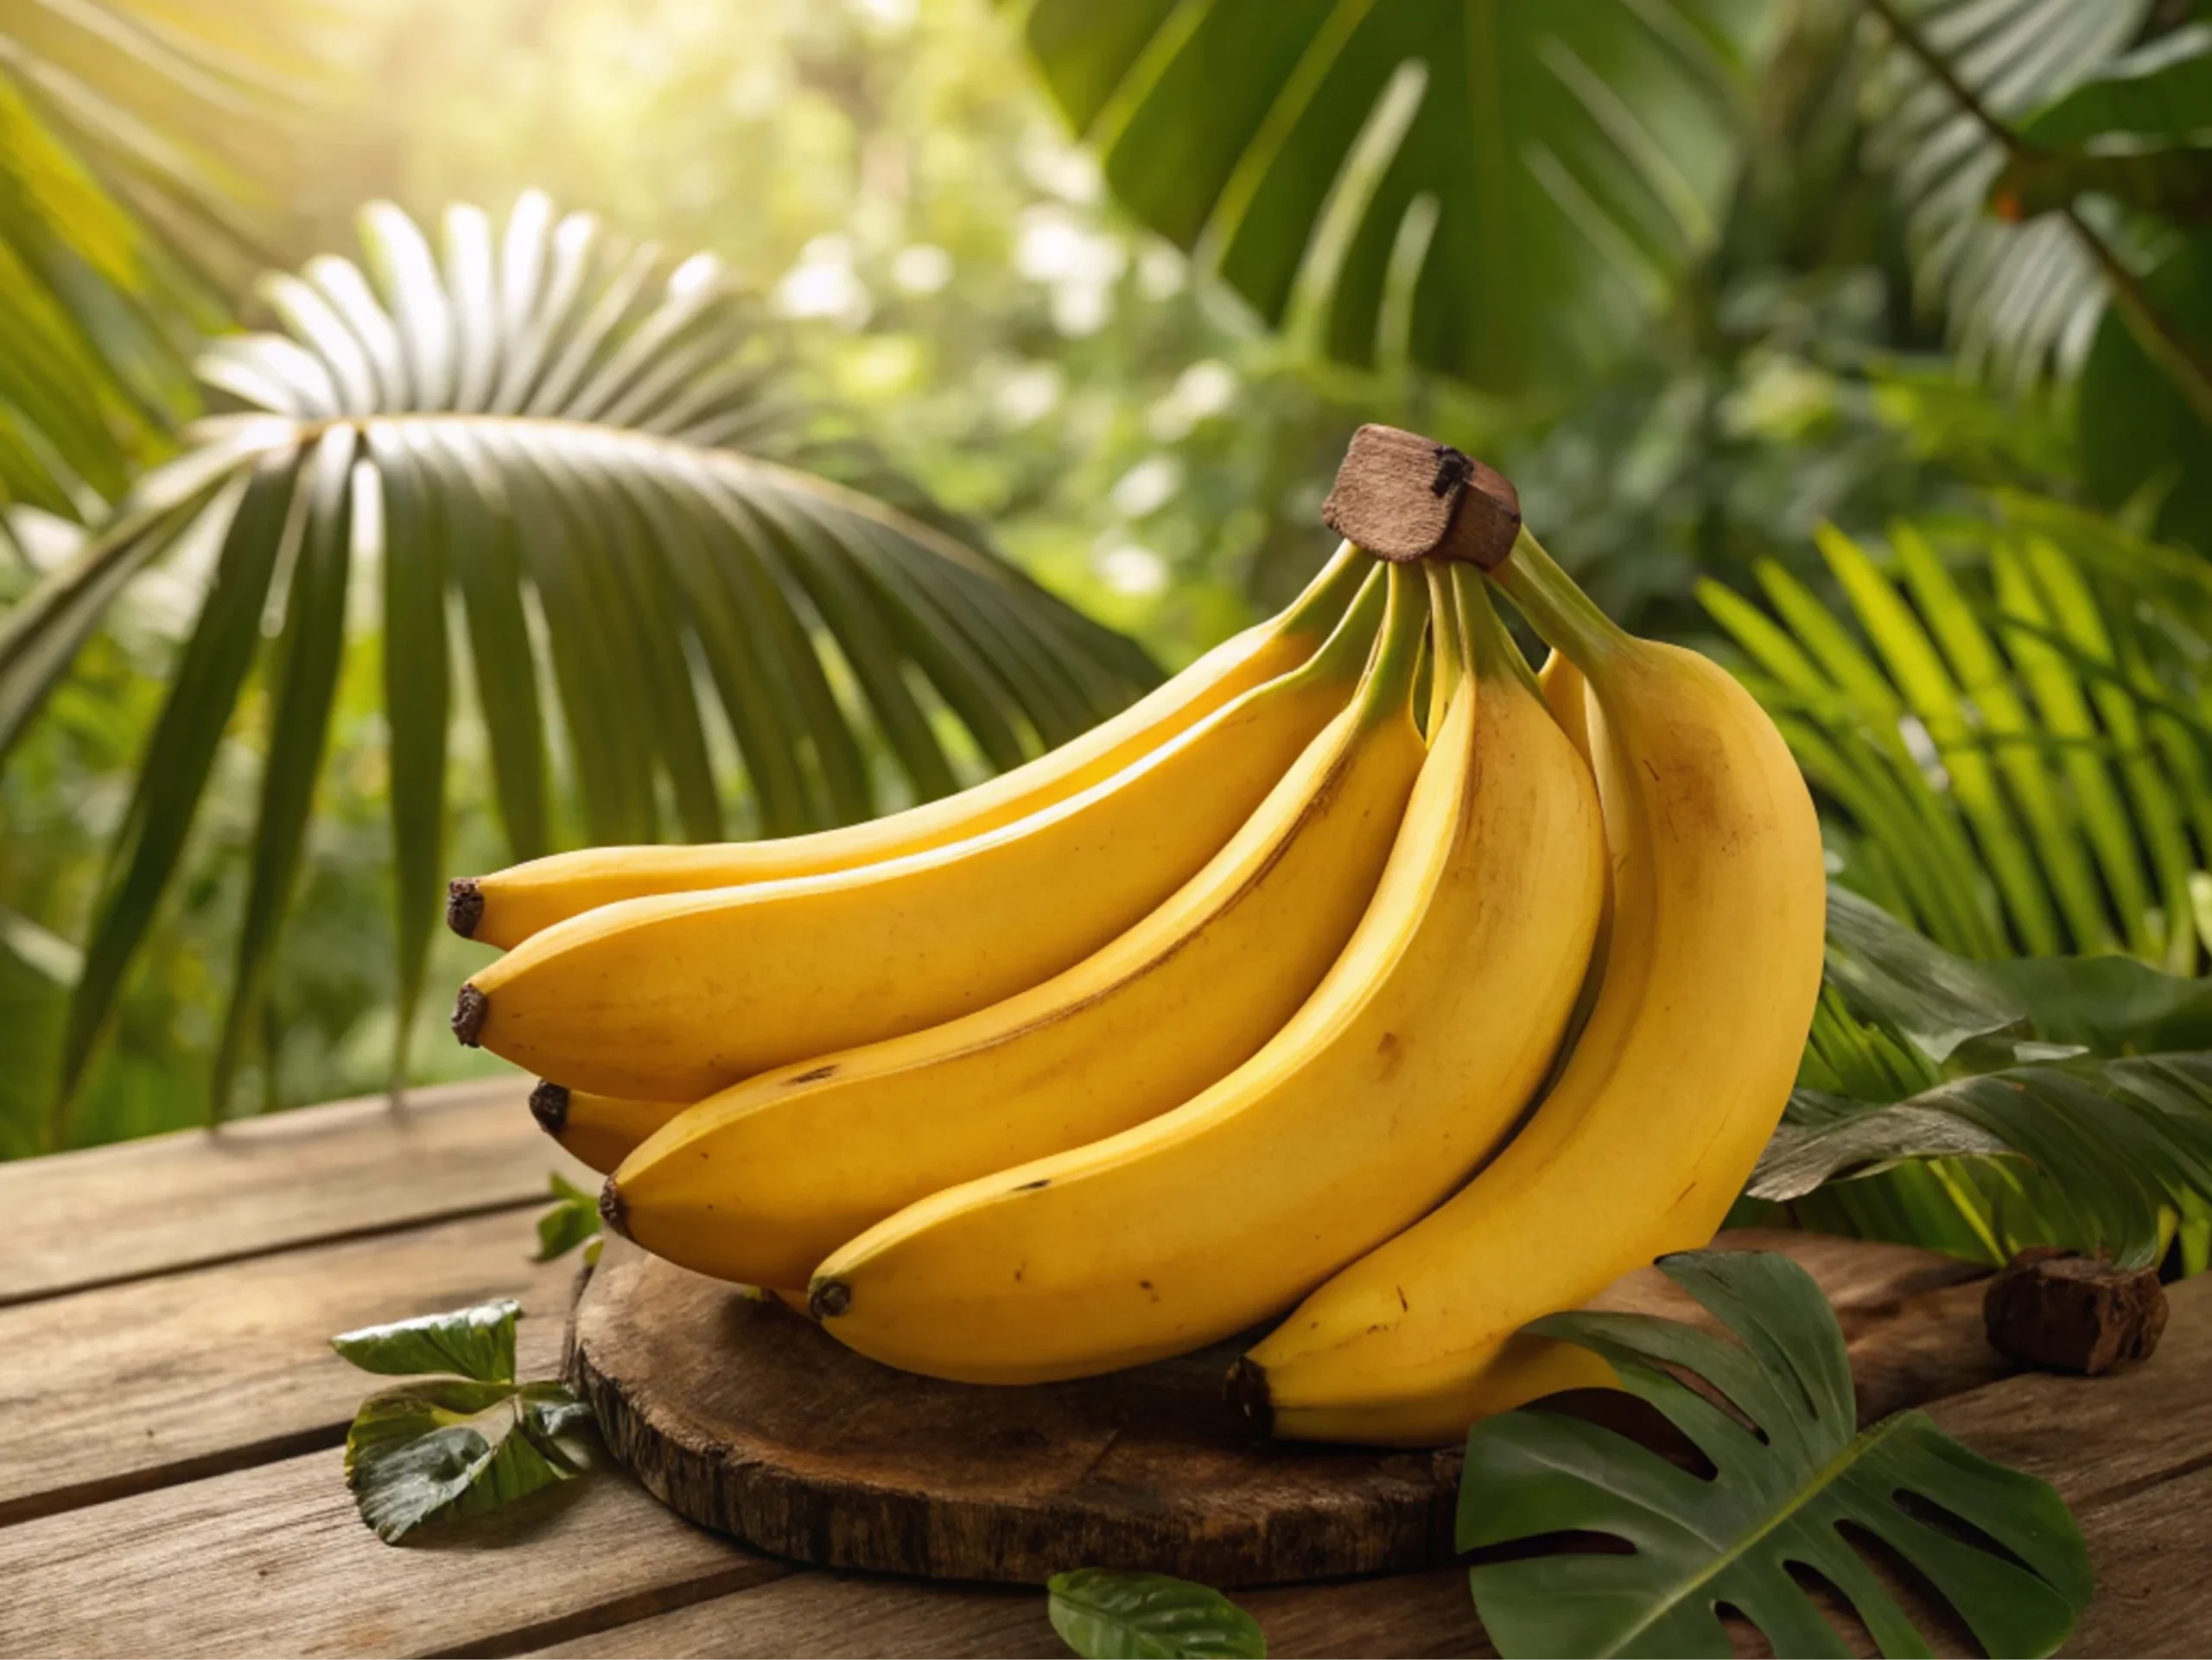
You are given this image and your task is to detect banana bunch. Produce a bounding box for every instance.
[448,437,1823,1447]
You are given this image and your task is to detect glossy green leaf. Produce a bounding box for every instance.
[1011,0,1773,400]
[1046,1570,1265,1660]
[1460,1250,2093,1659]
[536,1172,604,1262]
[343,1377,594,1543]
[2017,25,2212,146]
[332,1297,522,1383]
[1822,887,2024,1065]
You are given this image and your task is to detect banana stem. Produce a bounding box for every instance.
[1452,565,1539,694]
[1362,562,1430,718]
[1278,541,1371,639]
[1289,563,1387,688]
[1484,526,1630,676]
[1423,563,1464,732]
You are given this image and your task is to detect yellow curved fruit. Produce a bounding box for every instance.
[448,546,1371,949]
[526,1081,682,1175]
[453,569,1387,1101]
[607,564,1432,1289]
[805,574,1605,1384]
[1236,546,1826,1446]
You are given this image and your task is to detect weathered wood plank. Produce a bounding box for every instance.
[0,1449,783,1659]
[0,1207,577,1525]
[2063,1464,2212,1659]
[1927,1274,2212,1508]
[0,1078,575,1305]
[533,1567,1490,1660]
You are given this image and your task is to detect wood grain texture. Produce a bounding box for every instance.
[0,1448,782,1659]
[0,1078,577,1305]
[0,1207,575,1525]
[533,1567,1490,1659]
[569,1237,1464,1587]
[2063,1465,2212,1659]
[564,1230,2002,1589]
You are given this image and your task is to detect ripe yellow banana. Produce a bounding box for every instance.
[805,572,1605,1384]
[527,1081,681,1175]
[1236,546,1826,1447]
[453,568,1387,1101]
[605,563,1431,1289]
[448,546,1371,949]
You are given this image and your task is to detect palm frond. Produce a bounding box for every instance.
[0,194,1160,1131]
[1702,502,2212,971]
[1858,0,2152,392]
[0,0,325,518]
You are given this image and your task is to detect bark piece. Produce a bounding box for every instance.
[1982,1247,2169,1376]
[1319,423,1520,569]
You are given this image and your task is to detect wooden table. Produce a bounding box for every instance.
[1,1080,2206,1657]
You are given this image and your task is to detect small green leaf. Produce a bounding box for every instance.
[332,1298,521,1383]
[343,1377,594,1543]
[1460,1251,2092,1660]
[536,1172,604,1262]
[1046,1571,1265,1660]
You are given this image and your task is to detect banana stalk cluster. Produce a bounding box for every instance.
[448,453,1824,1448]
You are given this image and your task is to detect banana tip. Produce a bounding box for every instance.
[1224,1356,1274,1436]
[528,1080,569,1135]
[450,983,488,1046]
[446,878,484,938]
[598,1178,629,1239]
[809,1278,851,1320]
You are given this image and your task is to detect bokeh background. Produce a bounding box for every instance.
[3,0,2209,1174]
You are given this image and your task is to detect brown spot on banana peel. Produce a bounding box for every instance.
[1224,1357,1273,1436]
[1321,423,1520,570]
[446,879,485,938]
[451,984,488,1046]
[529,1080,570,1135]
[810,1279,852,1320]
[599,1178,630,1239]
[789,1064,837,1084]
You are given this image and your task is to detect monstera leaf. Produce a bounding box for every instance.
[1459,1250,2092,1659]
[0,194,1158,1129]
[1007,0,1776,401]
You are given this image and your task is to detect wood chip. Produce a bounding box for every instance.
[1983,1247,2169,1376]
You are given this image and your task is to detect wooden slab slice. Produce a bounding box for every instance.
[566,1237,1462,1587]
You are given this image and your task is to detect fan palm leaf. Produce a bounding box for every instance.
[0,194,1160,1131]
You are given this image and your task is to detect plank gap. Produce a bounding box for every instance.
[434,1560,794,1659]
[0,1422,353,1530]
[0,1193,551,1313]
